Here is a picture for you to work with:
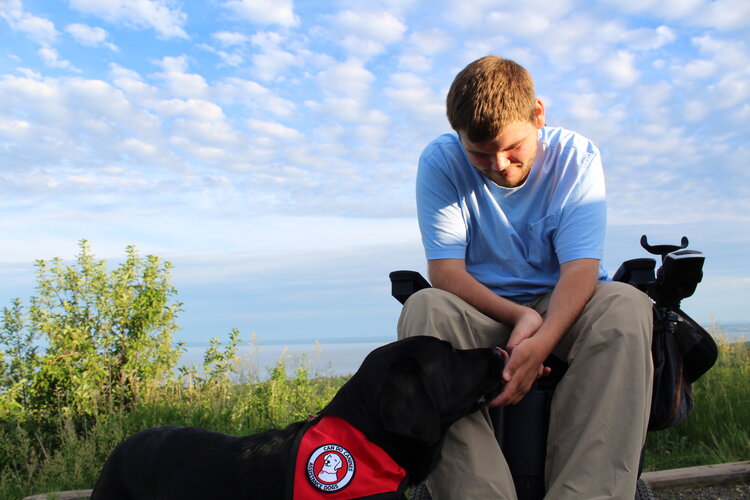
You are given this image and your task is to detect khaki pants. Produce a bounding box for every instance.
[397,281,653,500]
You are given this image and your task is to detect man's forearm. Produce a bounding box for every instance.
[428,258,531,325]
[533,258,599,353]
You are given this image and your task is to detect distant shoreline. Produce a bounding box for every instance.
[180,321,749,349]
[177,322,749,378]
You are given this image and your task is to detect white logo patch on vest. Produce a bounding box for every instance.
[306,443,356,492]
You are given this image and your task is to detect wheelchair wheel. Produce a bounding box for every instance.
[410,482,432,500]
[635,478,655,500]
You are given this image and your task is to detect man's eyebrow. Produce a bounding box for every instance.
[501,139,524,151]
[463,138,524,155]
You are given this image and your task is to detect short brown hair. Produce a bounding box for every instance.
[446,56,537,143]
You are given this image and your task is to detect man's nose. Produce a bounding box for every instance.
[490,153,511,170]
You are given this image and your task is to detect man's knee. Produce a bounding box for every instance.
[397,288,460,340]
[587,281,653,347]
[596,281,652,319]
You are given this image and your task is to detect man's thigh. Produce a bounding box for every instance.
[397,288,512,349]
[528,281,653,363]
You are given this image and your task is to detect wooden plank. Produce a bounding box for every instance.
[642,461,750,489]
[22,490,92,500]
[21,462,750,498]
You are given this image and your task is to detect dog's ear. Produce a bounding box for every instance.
[379,356,441,445]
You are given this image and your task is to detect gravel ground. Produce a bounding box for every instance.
[655,482,750,499]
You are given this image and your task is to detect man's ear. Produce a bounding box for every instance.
[379,357,440,445]
[534,99,546,129]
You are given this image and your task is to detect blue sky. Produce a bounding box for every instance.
[1,0,749,348]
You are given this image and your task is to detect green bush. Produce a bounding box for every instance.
[0,239,345,498]
[0,240,183,424]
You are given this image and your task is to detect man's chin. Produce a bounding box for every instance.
[489,175,525,189]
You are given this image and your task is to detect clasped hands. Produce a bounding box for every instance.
[489,307,553,407]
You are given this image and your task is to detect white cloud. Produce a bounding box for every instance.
[485,10,553,37]
[714,74,750,109]
[154,98,225,121]
[633,81,673,123]
[213,77,296,117]
[384,72,443,124]
[333,10,406,44]
[246,119,303,140]
[68,0,188,39]
[38,47,78,71]
[689,35,750,110]
[249,32,299,81]
[683,100,708,122]
[672,59,718,81]
[222,0,299,27]
[212,31,250,47]
[154,56,210,99]
[621,25,676,50]
[331,10,407,58]
[700,0,750,30]
[599,0,750,31]
[65,23,118,50]
[397,54,432,73]
[692,35,749,68]
[317,59,375,99]
[407,28,452,56]
[601,50,640,87]
[0,0,58,45]
[109,63,161,103]
[397,29,453,72]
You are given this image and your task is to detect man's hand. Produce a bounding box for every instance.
[489,335,552,406]
[489,259,600,407]
[506,306,543,350]
[486,306,549,406]
[427,258,598,407]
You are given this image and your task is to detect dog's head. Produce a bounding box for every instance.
[324,336,504,449]
[376,336,504,445]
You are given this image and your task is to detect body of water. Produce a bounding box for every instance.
[179,338,393,378]
[179,322,749,379]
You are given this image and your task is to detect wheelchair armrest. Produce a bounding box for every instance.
[389,270,432,305]
[612,258,656,289]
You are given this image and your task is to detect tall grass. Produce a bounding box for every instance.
[0,352,346,500]
[644,330,750,471]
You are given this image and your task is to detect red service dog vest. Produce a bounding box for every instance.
[288,416,408,499]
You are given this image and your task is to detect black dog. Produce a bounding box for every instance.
[91,336,505,499]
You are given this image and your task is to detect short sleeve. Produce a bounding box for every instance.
[554,144,607,264]
[416,145,468,260]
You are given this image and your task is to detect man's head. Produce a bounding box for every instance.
[447,56,540,142]
[446,56,545,188]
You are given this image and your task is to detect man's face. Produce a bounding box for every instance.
[459,120,541,188]
[459,100,545,188]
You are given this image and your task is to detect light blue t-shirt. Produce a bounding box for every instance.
[416,126,609,303]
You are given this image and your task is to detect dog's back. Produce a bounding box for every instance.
[92,423,306,499]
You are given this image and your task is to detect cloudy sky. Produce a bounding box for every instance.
[1,0,749,349]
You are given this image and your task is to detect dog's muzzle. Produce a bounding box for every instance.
[476,347,507,407]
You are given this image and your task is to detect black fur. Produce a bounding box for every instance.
[91,336,505,499]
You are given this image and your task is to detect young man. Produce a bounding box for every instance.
[397,56,654,499]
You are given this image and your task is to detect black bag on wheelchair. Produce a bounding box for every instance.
[648,308,717,430]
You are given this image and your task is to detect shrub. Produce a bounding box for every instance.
[0,240,183,422]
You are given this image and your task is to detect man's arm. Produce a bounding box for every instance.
[491,257,600,405]
[428,258,543,337]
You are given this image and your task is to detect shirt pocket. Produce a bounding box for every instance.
[526,214,559,268]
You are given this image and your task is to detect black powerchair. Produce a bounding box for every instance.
[389,236,707,500]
